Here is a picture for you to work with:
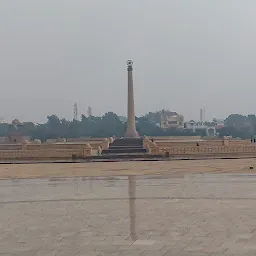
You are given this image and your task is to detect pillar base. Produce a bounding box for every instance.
[124,130,139,138]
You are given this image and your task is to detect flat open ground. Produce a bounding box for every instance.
[0,158,256,179]
[2,159,256,255]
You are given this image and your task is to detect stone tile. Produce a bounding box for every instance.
[33,250,59,256]
[132,240,156,246]
[90,236,107,241]
[97,252,121,256]
[82,244,121,252]
[140,252,166,256]
[55,249,79,256]
[58,231,77,237]
[173,253,211,256]
[89,239,132,246]
[105,235,130,241]
[119,252,142,256]
[242,242,256,250]
[76,252,99,256]
[9,250,38,256]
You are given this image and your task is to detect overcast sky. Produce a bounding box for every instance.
[0,0,256,123]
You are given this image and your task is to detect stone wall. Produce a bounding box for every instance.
[0,137,113,160]
[0,149,83,160]
[26,143,86,150]
[154,139,251,148]
[0,144,23,150]
[152,145,256,156]
[0,143,93,160]
[0,141,107,151]
[145,137,256,157]
[66,137,106,142]
[164,145,256,155]
[150,136,202,141]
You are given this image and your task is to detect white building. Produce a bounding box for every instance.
[185,120,216,136]
[0,118,6,124]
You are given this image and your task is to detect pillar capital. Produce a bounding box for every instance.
[127,60,133,67]
[127,60,133,71]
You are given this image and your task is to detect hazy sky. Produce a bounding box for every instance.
[1,0,256,123]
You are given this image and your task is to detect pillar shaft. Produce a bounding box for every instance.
[124,60,139,138]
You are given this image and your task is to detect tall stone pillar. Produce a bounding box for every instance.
[124,60,139,138]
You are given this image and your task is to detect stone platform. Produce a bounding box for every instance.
[102,138,147,155]
[1,159,256,255]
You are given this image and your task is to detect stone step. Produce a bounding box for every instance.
[102,148,147,154]
[109,145,144,149]
[102,138,146,155]
[111,138,143,147]
[91,152,158,160]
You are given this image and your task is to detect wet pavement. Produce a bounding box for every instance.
[1,173,256,255]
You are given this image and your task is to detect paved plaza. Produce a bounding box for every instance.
[1,160,256,255]
[0,158,256,179]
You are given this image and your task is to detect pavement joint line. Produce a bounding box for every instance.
[0,154,256,164]
[2,196,256,204]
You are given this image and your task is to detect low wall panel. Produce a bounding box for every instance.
[0,149,87,160]
[27,142,102,151]
[0,144,23,150]
[158,145,256,156]
[155,139,251,149]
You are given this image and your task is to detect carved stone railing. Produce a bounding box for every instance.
[157,145,256,156]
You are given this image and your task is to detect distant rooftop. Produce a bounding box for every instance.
[12,119,22,125]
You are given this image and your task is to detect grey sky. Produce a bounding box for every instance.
[0,0,256,123]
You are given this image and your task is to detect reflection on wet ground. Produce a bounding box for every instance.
[129,176,137,241]
[1,174,256,255]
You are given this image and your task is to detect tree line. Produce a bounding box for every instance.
[0,112,255,142]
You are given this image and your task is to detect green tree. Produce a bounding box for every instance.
[136,116,163,136]
[144,111,161,125]
[95,112,124,137]
[5,111,256,141]
[225,114,247,128]
[0,123,8,137]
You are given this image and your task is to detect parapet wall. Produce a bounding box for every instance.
[44,141,106,150]
[0,143,94,160]
[154,139,251,148]
[0,144,23,150]
[0,149,87,160]
[158,145,256,156]
[0,137,113,160]
[26,143,91,150]
[0,140,108,150]
[145,137,256,157]
[0,137,254,160]
[151,136,202,141]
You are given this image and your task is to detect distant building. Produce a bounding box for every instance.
[215,119,225,129]
[184,120,216,136]
[0,118,6,124]
[160,110,184,129]
[7,119,26,143]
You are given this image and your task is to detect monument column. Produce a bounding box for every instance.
[124,60,139,138]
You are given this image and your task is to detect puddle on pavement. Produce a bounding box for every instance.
[5,174,183,241]
[48,175,139,240]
